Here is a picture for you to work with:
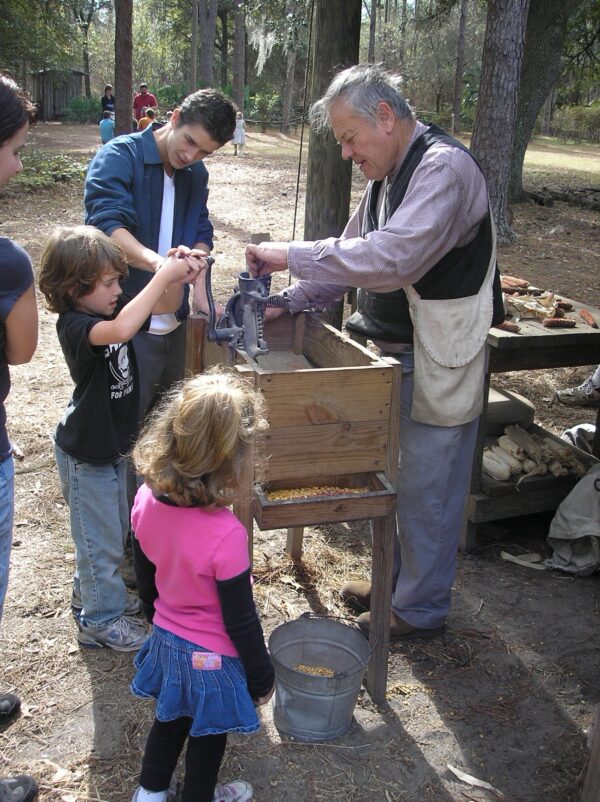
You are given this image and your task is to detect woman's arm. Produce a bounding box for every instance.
[3,285,38,365]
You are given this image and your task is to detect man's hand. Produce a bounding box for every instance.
[245,242,290,277]
[159,252,201,285]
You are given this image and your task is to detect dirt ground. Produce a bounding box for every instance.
[0,123,599,802]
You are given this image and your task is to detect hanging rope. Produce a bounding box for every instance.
[291,0,316,242]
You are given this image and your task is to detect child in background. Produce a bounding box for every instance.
[137,107,156,131]
[38,226,201,652]
[130,371,274,802]
[99,110,115,144]
[232,111,245,156]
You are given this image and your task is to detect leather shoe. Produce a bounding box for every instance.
[356,610,445,641]
[0,775,38,802]
[0,694,20,725]
[340,580,371,612]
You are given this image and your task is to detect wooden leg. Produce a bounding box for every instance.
[581,704,600,802]
[365,511,395,705]
[233,439,255,565]
[460,368,491,553]
[592,408,600,459]
[286,527,304,560]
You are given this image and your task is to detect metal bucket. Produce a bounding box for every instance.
[268,614,372,742]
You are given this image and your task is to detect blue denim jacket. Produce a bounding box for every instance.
[84,125,214,321]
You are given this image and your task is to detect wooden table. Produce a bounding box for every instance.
[462,296,600,552]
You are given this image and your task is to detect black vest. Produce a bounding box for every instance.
[345,124,504,344]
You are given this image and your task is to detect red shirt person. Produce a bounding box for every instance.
[133,82,158,121]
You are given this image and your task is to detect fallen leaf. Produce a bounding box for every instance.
[447,763,504,797]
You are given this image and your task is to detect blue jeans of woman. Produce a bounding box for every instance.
[0,455,15,626]
[55,444,128,627]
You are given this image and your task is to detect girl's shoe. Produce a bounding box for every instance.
[212,781,253,802]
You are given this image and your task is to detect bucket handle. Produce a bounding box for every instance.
[297,612,378,679]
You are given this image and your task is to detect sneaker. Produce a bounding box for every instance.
[71,586,140,618]
[131,776,178,802]
[555,376,600,408]
[212,781,253,802]
[77,615,149,652]
[0,775,38,802]
[0,693,20,725]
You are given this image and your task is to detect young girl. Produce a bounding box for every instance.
[130,370,274,802]
[39,226,201,652]
[232,111,245,156]
[0,71,39,802]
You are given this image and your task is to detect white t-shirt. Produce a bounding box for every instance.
[149,171,180,335]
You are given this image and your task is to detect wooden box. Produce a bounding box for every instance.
[187,311,400,530]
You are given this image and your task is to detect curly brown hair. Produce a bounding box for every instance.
[38,225,127,314]
[133,369,268,508]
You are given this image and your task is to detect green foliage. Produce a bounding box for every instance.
[10,149,88,193]
[156,84,190,111]
[247,91,281,131]
[66,96,101,123]
[552,102,600,143]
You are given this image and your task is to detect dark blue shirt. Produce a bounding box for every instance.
[84,125,213,321]
[0,239,34,460]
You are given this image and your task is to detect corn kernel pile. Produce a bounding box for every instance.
[265,485,368,501]
[294,663,335,677]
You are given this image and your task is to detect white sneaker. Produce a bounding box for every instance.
[212,780,253,802]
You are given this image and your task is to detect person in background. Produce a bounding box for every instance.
[99,110,115,144]
[555,365,600,408]
[137,107,156,132]
[133,82,158,122]
[0,72,39,802]
[130,370,274,802]
[246,63,504,641]
[101,84,115,117]
[232,111,246,156]
[38,225,202,652]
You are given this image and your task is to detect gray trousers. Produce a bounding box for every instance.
[391,351,479,630]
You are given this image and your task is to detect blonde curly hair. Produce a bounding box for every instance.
[132,369,268,508]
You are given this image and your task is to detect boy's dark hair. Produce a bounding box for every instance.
[146,108,155,118]
[0,72,36,146]
[177,89,236,145]
[39,225,127,314]
[102,110,112,119]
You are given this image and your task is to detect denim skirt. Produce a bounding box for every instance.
[131,625,260,736]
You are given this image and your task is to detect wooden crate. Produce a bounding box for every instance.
[187,312,399,526]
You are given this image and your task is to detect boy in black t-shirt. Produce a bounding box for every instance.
[39,225,202,651]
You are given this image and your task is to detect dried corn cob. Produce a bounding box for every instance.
[498,435,525,460]
[556,300,573,311]
[578,308,598,328]
[495,320,521,333]
[501,275,530,289]
[542,317,576,328]
[505,425,543,464]
[491,444,523,474]
[482,449,511,481]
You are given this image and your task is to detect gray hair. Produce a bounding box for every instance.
[309,64,414,132]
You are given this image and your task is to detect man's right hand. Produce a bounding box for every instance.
[245,242,290,277]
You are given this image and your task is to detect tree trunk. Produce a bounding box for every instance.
[540,88,555,135]
[451,0,468,135]
[199,0,218,88]
[114,0,132,136]
[470,0,530,243]
[232,0,245,110]
[368,0,377,63]
[190,0,199,92]
[304,0,362,328]
[82,24,92,97]
[399,0,407,66]
[218,7,229,90]
[509,0,581,201]
[281,48,296,133]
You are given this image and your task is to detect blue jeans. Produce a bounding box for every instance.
[55,444,129,627]
[390,352,479,630]
[0,455,15,626]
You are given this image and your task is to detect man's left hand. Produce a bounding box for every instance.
[245,242,290,277]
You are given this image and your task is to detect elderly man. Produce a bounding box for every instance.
[246,64,504,640]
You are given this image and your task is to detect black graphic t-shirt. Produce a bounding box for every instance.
[54,309,139,464]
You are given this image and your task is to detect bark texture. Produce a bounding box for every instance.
[509,0,581,201]
[232,0,245,111]
[199,0,218,87]
[114,0,132,136]
[470,0,530,243]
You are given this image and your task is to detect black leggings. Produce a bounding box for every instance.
[140,717,227,802]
